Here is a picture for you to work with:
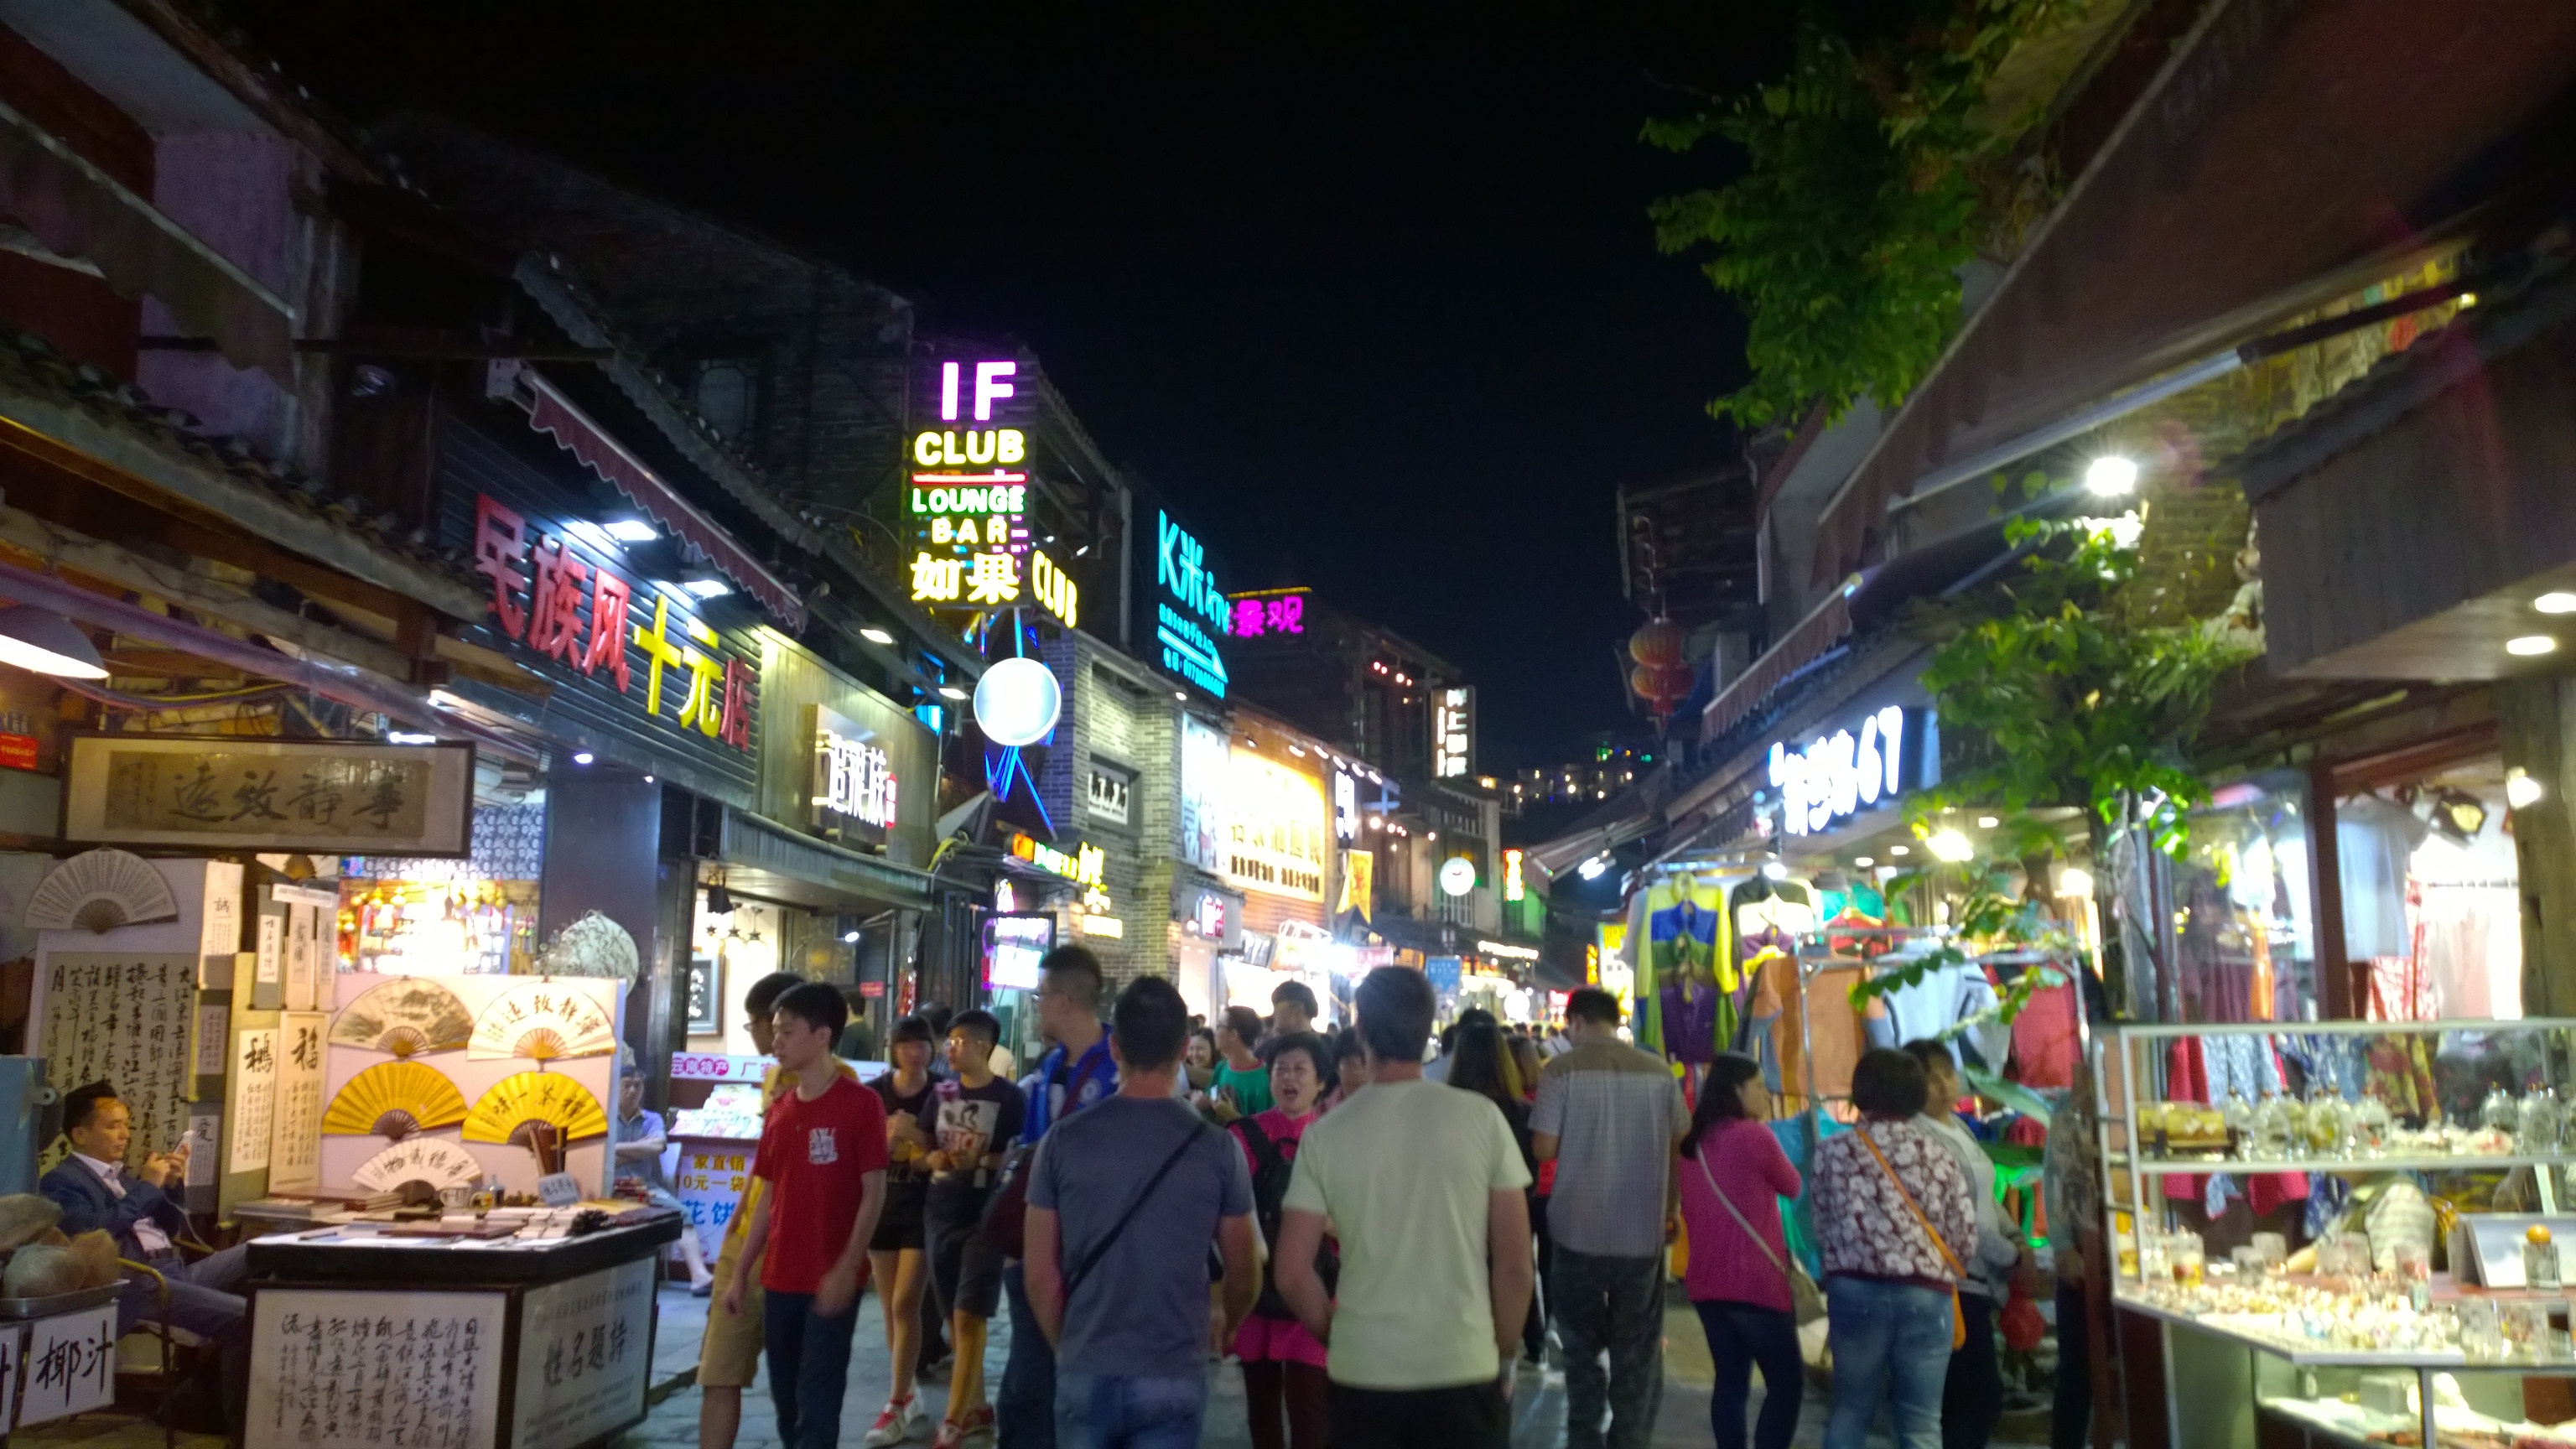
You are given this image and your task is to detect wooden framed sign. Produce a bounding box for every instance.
[64,736,474,856]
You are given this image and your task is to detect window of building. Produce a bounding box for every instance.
[691,358,758,441]
[1088,766,1133,825]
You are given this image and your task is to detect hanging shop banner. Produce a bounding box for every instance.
[1336,849,1374,922]
[268,1012,327,1195]
[1179,716,1229,872]
[62,737,474,855]
[228,1027,278,1176]
[1225,750,1327,902]
[439,418,761,802]
[1766,704,1936,838]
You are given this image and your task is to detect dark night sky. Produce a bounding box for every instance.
[229,2,1786,768]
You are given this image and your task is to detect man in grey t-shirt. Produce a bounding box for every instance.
[1026,975,1258,1447]
[1531,988,1688,1449]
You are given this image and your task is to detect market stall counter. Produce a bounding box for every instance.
[242,1208,683,1449]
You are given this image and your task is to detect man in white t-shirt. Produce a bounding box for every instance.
[1276,969,1532,1449]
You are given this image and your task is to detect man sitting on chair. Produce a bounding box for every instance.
[41,1083,250,1384]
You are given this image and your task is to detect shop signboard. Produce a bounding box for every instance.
[900,353,1082,628]
[1006,833,1115,926]
[18,1303,113,1426]
[512,1258,656,1449]
[1179,716,1228,870]
[1766,704,1935,838]
[808,704,897,844]
[1226,586,1308,639]
[1435,688,1473,778]
[984,912,1056,991]
[62,737,474,854]
[1425,956,1462,993]
[1147,507,1230,697]
[1174,882,1244,952]
[1225,750,1327,902]
[438,419,762,804]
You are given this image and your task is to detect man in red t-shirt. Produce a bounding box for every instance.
[724,981,889,1449]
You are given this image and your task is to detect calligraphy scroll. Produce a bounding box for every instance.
[248,1290,506,1449]
[64,737,474,855]
[511,1259,654,1449]
[18,1304,114,1426]
[34,953,195,1171]
[269,1013,326,1194]
[285,905,319,1012]
[229,1028,278,1175]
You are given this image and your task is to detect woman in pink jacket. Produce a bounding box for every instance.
[1676,1052,1805,1449]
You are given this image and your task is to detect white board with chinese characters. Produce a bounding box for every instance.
[509,1258,656,1449]
[319,974,622,1199]
[246,1289,506,1449]
[17,1303,115,1426]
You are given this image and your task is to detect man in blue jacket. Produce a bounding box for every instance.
[40,1083,250,1377]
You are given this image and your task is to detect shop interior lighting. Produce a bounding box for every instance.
[1853,856,1875,868]
[602,518,659,543]
[387,731,438,745]
[1889,844,1910,856]
[1976,815,2000,828]
[571,751,595,766]
[0,605,108,679]
[1176,691,1187,701]
[860,626,896,644]
[2508,635,2559,657]
[1576,854,1609,880]
[2084,455,2139,496]
[841,930,861,943]
[1928,829,1976,862]
[2509,768,2546,810]
[2536,593,2576,615]
[642,775,654,784]
[1761,860,1789,880]
[939,685,969,700]
[704,884,735,917]
[678,577,732,600]
[2058,866,2096,896]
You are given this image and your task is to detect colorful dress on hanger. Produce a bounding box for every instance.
[1652,876,1728,1064]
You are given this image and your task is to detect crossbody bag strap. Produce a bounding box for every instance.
[1857,1128,1966,1276]
[1062,1120,1210,1304]
[1694,1146,1793,1285]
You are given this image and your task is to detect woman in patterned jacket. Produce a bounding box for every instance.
[1809,1047,1981,1449]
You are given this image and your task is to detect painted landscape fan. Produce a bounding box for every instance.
[25,849,178,933]
[322,1061,470,1140]
[330,979,472,1058]
[467,982,616,1062]
[351,1138,484,1194]
[463,1072,607,1147]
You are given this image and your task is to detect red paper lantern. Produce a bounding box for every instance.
[1628,616,1685,668]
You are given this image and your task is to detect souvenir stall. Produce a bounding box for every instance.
[2102,1016,2576,1449]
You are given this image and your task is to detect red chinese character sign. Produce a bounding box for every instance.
[470,492,756,753]
[1225,588,1309,639]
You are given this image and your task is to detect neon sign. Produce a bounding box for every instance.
[810,706,896,836]
[1155,512,1229,696]
[1503,847,1524,901]
[1768,704,1924,836]
[1009,833,1115,921]
[1228,588,1307,638]
[1435,688,1472,778]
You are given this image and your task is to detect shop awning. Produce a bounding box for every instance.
[1807,0,2576,587]
[0,98,295,381]
[486,361,807,631]
[1701,593,1850,742]
[717,808,934,912]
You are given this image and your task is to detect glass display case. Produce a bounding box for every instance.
[2101,1018,2576,1449]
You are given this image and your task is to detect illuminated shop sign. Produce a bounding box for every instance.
[1768,704,1931,837]
[470,492,755,751]
[1007,832,1115,924]
[809,705,896,839]
[1155,512,1229,696]
[1228,587,1307,639]
[901,356,1074,629]
[1475,939,1540,962]
[1502,848,1524,901]
[1225,750,1327,902]
[984,911,1054,991]
[1435,688,1472,778]
[1332,769,1358,842]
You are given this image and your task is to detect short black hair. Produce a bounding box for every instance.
[62,1081,119,1133]
[1270,981,1318,1016]
[1220,1005,1263,1046]
[1040,946,1104,1009]
[890,1014,936,1046]
[1354,967,1436,1065]
[1332,1030,1368,1065]
[1566,988,1621,1026]
[772,980,849,1039]
[1267,1031,1332,1083]
[1456,1006,1496,1029]
[918,1000,955,1036]
[1898,1038,1957,1085]
[1111,975,1189,1071]
[1852,1046,1930,1118]
[949,1008,1001,1050]
[744,970,804,1018]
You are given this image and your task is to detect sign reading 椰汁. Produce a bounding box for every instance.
[1768,704,1930,837]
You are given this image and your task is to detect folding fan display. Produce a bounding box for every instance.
[322,1061,470,1140]
[25,849,179,933]
[351,1137,485,1193]
[463,1072,607,1147]
[330,979,473,1058]
[467,983,617,1062]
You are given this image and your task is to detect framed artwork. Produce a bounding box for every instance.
[685,955,722,1036]
[64,736,475,855]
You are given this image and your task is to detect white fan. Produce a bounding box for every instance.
[351,1137,484,1193]
[26,849,179,933]
[469,981,618,1062]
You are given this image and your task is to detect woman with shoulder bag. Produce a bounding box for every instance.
[1675,1052,1810,1449]
[1226,1031,1336,1449]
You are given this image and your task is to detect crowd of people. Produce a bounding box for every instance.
[676,953,2084,1449]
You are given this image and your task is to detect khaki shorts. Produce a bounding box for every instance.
[698,1236,765,1388]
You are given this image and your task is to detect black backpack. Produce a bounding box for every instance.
[1233,1115,1337,1320]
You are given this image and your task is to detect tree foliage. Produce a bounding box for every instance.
[1645,1,2080,431]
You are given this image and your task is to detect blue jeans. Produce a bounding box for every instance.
[1054,1368,1208,1449]
[1824,1276,1954,1449]
[761,1290,860,1449]
[1696,1299,1803,1449]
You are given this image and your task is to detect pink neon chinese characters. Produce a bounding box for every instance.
[1232,599,1266,637]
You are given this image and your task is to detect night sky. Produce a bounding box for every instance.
[231,2,1786,768]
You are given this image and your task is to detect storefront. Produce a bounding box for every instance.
[1219,709,1334,1010]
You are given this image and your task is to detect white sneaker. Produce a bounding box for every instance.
[864,1394,925,1446]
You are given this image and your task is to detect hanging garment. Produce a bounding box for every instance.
[2006,978,2080,1089]
[2340,793,2431,962]
[1649,877,1727,1063]
[2163,1036,2308,1212]
[1626,888,1660,1054]
[1805,963,1870,1106]
[1866,956,2010,1074]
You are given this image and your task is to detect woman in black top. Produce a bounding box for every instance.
[866,1015,938,1440]
[1450,1021,1545,1362]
